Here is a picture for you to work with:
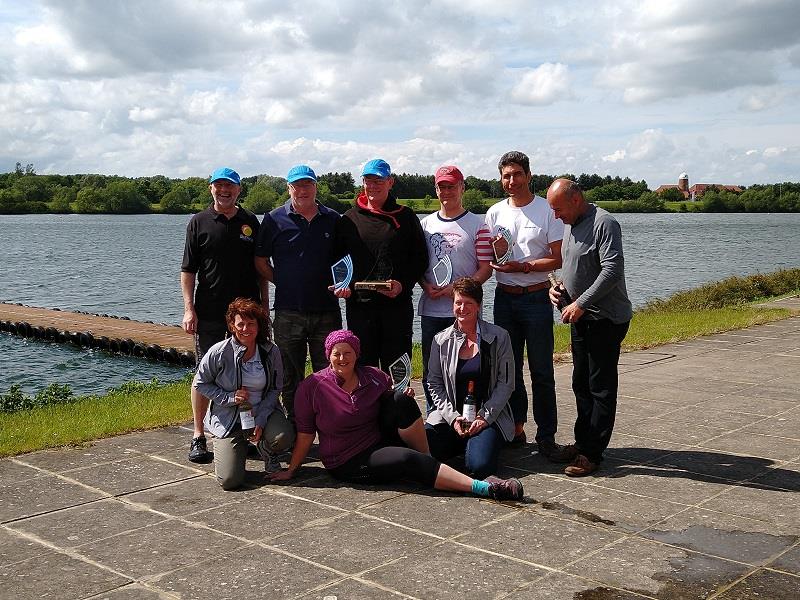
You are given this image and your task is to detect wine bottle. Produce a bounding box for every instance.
[548,272,572,311]
[462,380,477,424]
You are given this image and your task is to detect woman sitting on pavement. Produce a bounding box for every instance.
[269,329,523,501]
[194,298,295,490]
[426,277,515,479]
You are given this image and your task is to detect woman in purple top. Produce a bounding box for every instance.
[269,329,524,501]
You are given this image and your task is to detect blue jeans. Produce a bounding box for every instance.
[425,422,503,479]
[493,288,557,442]
[273,309,342,422]
[420,315,455,415]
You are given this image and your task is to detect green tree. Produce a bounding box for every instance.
[75,187,106,213]
[421,194,433,210]
[657,187,686,203]
[160,187,192,214]
[242,183,278,214]
[462,189,486,214]
[52,186,76,213]
[104,180,149,213]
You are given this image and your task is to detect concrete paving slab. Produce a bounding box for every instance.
[365,540,549,599]
[699,431,800,462]
[0,527,48,568]
[150,541,338,599]
[2,314,799,598]
[564,536,752,599]
[300,577,419,599]
[360,489,517,538]
[699,484,800,535]
[0,550,131,600]
[64,456,202,496]
[0,473,107,522]
[468,509,624,568]
[184,492,345,542]
[595,467,735,506]
[506,571,652,599]
[8,499,167,549]
[76,518,246,580]
[714,568,800,599]
[641,508,798,563]
[770,543,800,576]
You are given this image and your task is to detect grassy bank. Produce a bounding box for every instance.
[1,270,798,457]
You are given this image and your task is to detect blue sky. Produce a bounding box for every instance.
[1,0,798,188]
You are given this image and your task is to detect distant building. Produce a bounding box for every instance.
[656,173,742,201]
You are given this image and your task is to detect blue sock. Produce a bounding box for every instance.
[471,479,491,497]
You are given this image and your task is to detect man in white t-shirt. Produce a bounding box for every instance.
[485,151,571,461]
[419,165,493,413]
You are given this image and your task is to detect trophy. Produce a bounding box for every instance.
[432,255,453,287]
[331,254,354,291]
[354,250,393,291]
[389,353,412,391]
[492,228,513,264]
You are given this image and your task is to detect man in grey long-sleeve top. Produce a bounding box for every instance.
[546,179,633,476]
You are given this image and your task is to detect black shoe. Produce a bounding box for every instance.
[537,439,575,463]
[509,431,527,447]
[544,442,579,463]
[188,436,212,463]
[486,477,524,501]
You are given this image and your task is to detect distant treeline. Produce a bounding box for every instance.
[1,162,798,215]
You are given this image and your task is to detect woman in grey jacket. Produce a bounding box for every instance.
[425,277,515,478]
[194,298,295,490]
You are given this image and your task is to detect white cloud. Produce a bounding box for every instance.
[602,150,626,163]
[627,129,676,162]
[510,63,573,106]
[0,0,798,186]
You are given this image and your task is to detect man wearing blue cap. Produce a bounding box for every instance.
[181,167,263,462]
[255,165,341,422]
[332,159,428,371]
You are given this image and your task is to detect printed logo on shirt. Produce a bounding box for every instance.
[428,231,463,259]
[240,224,254,242]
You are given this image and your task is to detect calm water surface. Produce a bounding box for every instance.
[1,212,798,394]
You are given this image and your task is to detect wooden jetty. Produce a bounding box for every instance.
[0,303,195,365]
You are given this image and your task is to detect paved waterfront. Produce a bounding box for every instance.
[2,313,799,599]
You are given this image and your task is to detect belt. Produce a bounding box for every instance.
[497,281,551,295]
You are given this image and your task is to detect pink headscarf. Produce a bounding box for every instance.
[324,329,361,358]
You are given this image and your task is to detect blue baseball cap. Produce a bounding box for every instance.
[362,158,391,178]
[287,165,317,183]
[209,167,241,185]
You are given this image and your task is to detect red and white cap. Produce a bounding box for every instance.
[434,165,464,184]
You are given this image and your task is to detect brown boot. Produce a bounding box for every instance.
[564,454,598,477]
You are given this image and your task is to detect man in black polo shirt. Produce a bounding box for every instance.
[255,165,341,422]
[181,167,263,463]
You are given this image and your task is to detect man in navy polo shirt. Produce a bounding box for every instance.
[255,165,341,423]
[181,167,263,462]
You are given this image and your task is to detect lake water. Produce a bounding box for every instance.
[1,212,798,395]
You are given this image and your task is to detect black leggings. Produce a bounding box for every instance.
[328,390,442,487]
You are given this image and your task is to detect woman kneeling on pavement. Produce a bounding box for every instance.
[194,298,295,490]
[269,329,523,501]
[426,277,515,479]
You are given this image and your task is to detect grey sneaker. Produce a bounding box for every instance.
[188,436,212,463]
[486,476,524,501]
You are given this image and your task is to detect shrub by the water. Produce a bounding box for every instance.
[644,268,800,311]
[0,383,74,412]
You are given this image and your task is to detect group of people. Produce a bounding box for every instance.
[180,151,632,498]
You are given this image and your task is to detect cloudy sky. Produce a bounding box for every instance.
[2,0,799,187]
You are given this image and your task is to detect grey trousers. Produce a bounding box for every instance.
[213,411,295,490]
